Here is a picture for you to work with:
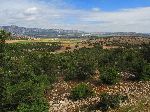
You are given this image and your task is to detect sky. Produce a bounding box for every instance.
[0,0,150,32]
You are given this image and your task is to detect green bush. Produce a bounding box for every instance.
[97,93,127,112]
[70,83,93,100]
[65,61,94,81]
[99,67,120,85]
[1,56,50,112]
[93,43,103,49]
[75,61,94,80]
[17,98,49,112]
[140,63,150,81]
[130,61,150,81]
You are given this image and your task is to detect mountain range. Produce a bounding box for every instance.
[0,25,87,38]
[0,25,150,38]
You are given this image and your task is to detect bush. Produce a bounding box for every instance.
[130,61,150,81]
[99,67,120,85]
[75,44,79,48]
[17,98,49,112]
[65,61,94,81]
[1,59,50,112]
[70,83,93,100]
[93,43,102,49]
[97,93,127,112]
[140,63,150,81]
[66,46,71,50]
[76,61,94,80]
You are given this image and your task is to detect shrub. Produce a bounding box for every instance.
[99,67,120,85]
[75,44,79,48]
[65,61,94,81]
[1,60,50,112]
[70,83,93,100]
[66,46,71,50]
[17,98,49,112]
[130,61,150,81]
[140,63,150,81]
[97,93,127,112]
[93,43,102,49]
[98,52,115,68]
[75,61,94,80]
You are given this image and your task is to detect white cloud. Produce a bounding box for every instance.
[0,0,150,32]
[92,8,100,12]
[25,7,39,14]
[79,7,150,32]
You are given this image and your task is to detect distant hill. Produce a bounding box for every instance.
[92,32,150,37]
[0,25,87,38]
[0,25,150,38]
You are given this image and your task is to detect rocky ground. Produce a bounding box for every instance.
[46,78,150,112]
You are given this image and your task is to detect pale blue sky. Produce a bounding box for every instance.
[53,0,150,11]
[0,0,150,32]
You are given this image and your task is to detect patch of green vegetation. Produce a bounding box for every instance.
[97,93,127,112]
[99,67,120,85]
[65,60,95,81]
[70,83,94,100]
[1,30,150,111]
[113,98,150,112]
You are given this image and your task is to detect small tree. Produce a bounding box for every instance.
[65,61,94,81]
[75,44,79,48]
[0,30,11,111]
[140,64,150,81]
[99,67,120,85]
[0,30,11,66]
[0,30,11,52]
[17,99,49,112]
[70,83,93,100]
[97,93,127,112]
